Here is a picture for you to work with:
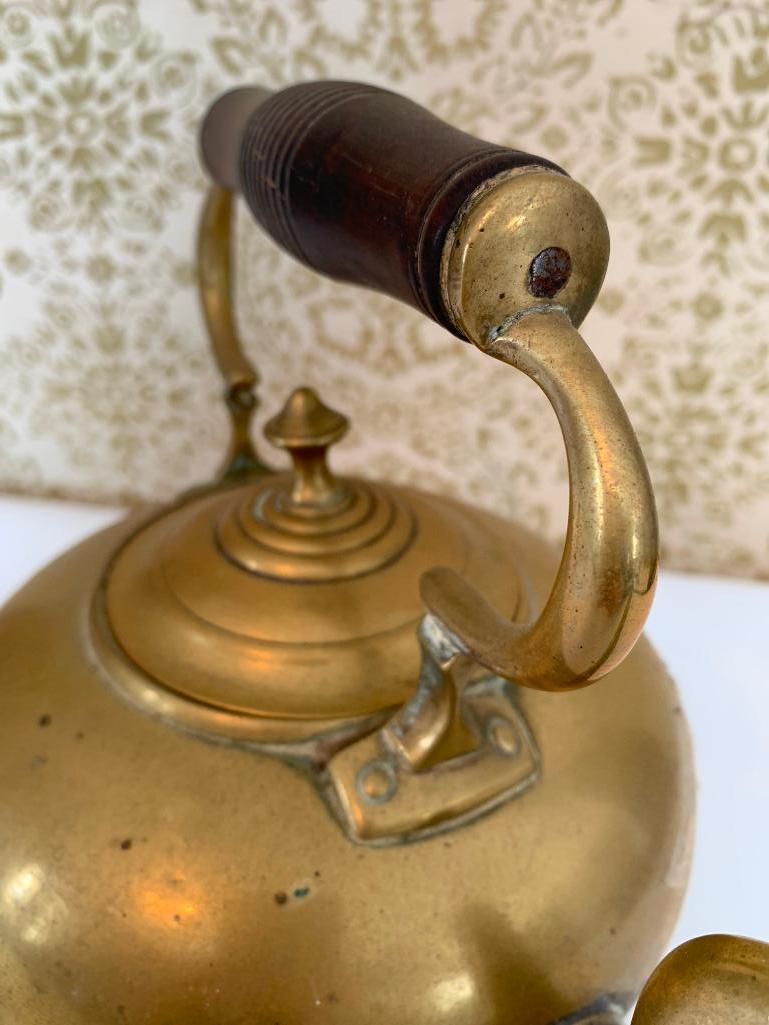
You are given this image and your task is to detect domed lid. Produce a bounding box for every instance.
[98,386,524,744]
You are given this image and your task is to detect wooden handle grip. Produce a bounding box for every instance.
[201,81,565,333]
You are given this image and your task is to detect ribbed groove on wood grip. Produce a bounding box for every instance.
[241,82,378,266]
[238,81,564,332]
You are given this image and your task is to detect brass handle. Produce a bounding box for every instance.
[417,167,658,693]
[421,309,657,691]
[197,184,270,481]
[198,94,658,695]
[328,302,657,841]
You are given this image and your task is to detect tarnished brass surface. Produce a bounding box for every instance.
[99,472,523,732]
[441,167,609,337]
[326,621,543,843]
[430,169,657,691]
[0,106,699,1022]
[0,514,693,1024]
[632,935,769,1024]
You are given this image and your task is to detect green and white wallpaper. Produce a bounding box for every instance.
[1,0,768,577]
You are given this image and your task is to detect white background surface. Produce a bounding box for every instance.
[1,495,767,953]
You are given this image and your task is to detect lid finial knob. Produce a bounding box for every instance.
[264,387,350,510]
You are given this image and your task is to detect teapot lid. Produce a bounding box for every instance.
[96,384,524,745]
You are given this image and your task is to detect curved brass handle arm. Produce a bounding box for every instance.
[197,184,270,480]
[421,309,657,692]
[420,168,658,693]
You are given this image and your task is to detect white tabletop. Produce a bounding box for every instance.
[1,494,767,952]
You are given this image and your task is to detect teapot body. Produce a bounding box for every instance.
[0,78,699,1024]
[0,485,693,1025]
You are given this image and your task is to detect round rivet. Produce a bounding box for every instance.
[356,760,397,804]
[527,246,572,298]
[487,716,521,758]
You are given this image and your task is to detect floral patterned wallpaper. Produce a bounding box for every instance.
[1,0,768,578]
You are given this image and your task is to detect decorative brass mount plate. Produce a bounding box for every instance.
[326,672,540,844]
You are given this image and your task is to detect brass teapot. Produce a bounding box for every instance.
[0,81,766,1024]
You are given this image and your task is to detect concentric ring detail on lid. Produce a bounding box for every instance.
[97,476,525,737]
[215,477,416,583]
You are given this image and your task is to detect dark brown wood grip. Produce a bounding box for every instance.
[206,81,565,333]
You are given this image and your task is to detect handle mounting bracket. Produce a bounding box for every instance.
[324,616,541,845]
